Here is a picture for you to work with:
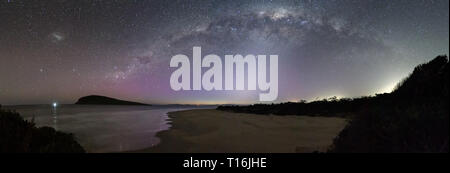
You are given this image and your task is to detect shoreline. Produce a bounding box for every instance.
[136,109,347,153]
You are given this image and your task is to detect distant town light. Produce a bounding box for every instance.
[52,102,58,108]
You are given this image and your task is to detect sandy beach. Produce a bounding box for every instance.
[138,109,347,153]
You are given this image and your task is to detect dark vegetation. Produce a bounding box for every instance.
[218,55,449,152]
[75,95,150,106]
[0,108,85,153]
[218,95,386,118]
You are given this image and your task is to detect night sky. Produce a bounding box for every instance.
[0,0,448,105]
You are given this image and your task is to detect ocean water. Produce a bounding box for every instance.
[3,104,214,153]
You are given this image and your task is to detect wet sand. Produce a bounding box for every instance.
[138,109,347,153]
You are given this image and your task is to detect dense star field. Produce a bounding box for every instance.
[0,0,448,105]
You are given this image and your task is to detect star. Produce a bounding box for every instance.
[0,0,448,105]
[50,32,65,43]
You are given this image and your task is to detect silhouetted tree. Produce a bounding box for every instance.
[218,55,449,153]
[0,110,85,153]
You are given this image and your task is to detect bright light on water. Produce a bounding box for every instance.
[52,102,58,108]
[9,105,213,152]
